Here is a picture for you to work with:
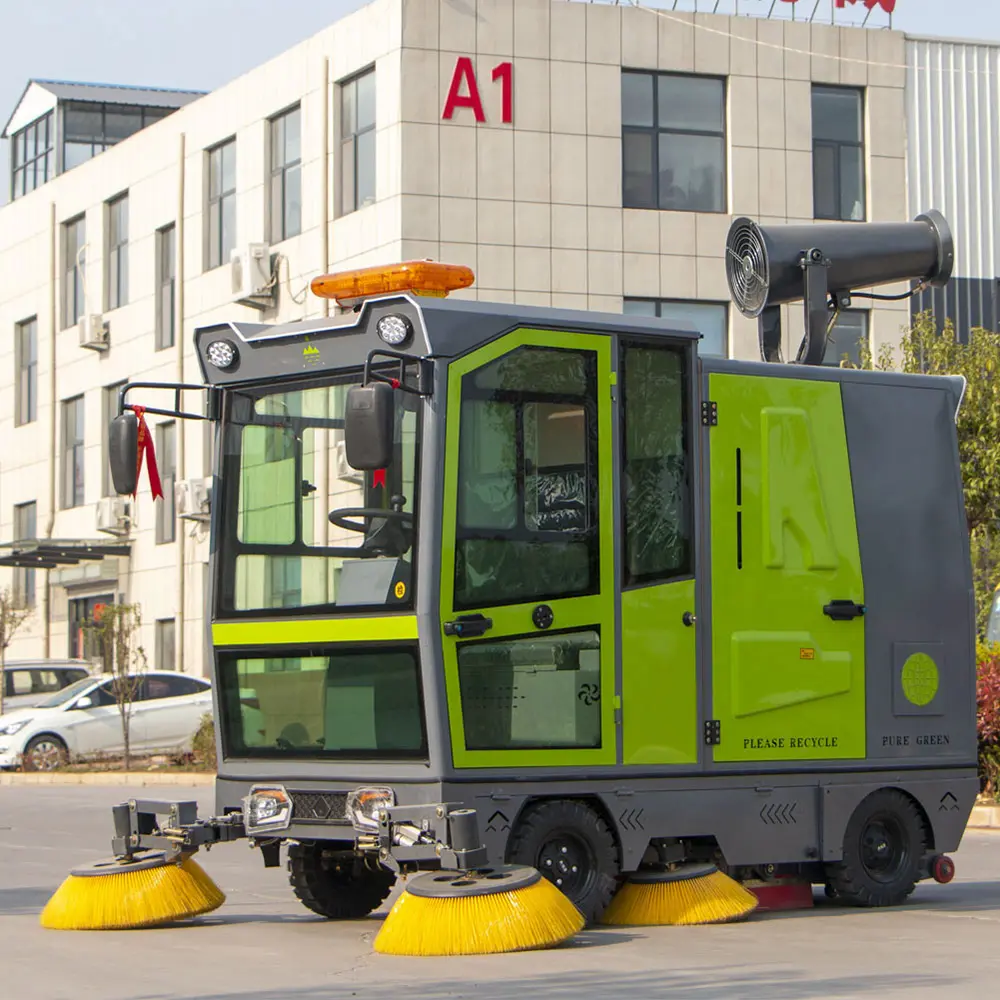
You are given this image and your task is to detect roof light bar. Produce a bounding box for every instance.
[310,260,475,305]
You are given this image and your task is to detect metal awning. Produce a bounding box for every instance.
[0,539,130,569]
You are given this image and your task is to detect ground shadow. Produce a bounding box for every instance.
[0,886,56,916]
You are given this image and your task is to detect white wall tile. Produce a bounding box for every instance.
[659,211,697,258]
[696,254,729,300]
[587,3,621,65]
[623,252,660,298]
[401,193,441,240]
[477,127,514,200]
[810,24,841,85]
[513,58,550,132]
[730,17,757,78]
[784,80,812,153]
[658,12,694,73]
[550,61,588,136]
[440,0,477,53]
[783,22,811,82]
[729,76,759,150]
[840,26,869,87]
[694,13,730,77]
[515,246,551,292]
[400,122,440,195]
[401,0,439,50]
[757,77,786,150]
[869,156,907,222]
[623,210,659,255]
[587,136,621,208]
[622,6,658,69]
[552,248,588,293]
[696,213,731,260]
[514,201,550,248]
[755,19,783,79]
[552,204,588,249]
[758,148,787,218]
[477,0,514,57]
[399,48,440,125]
[478,242,514,288]
[550,0,586,63]
[659,253,697,299]
[868,86,906,159]
[586,64,621,139]
[587,250,623,296]
[514,0,550,60]
[440,125,477,199]
[587,206,623,252]
[551,135,588,206]
[478,199,514,245]
[514,131,551,203]
[439,195,477,243]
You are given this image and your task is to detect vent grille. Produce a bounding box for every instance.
[290,791,349,824]
[726,218,770,318]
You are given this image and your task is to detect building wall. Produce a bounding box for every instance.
[907,35,1000,336]
[0,0,914,671]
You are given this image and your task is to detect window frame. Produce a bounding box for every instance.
[155,421,177,544]
[62,214,86,329]
[155,223,177,350]
[206,138,237,271]
[338,67,377,216]
[13,501,37,608]
[621,69,728,214]
[61,395,86,509]
[822,309,870,368]
[623,298,730,358]
[812,84,867,222]
[268,104,302,243]
[11,111,54,200]
[15,316,38,426]
[155,619,177,672]
[106,191,129,311]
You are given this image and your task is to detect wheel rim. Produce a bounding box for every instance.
[859,813,908,883]
[536,828,595,900]
[28,741,64,772]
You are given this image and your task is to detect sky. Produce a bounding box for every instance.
[1,0,997,206]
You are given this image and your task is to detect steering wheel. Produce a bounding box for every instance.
[328,494,413,533]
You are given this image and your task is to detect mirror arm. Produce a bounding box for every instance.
[117,382,221,421]
[362,350,433,397]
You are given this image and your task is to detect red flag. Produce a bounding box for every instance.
[836,0,896,12]
[373,469,387,489]
[132,405,164,500]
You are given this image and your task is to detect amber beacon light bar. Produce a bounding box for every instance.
[310,260,476,306]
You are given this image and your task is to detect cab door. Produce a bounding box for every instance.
[439,330,616,769]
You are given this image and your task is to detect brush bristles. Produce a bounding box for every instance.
[601,869,759,927]
[40,856,226,931]
[373,875,585,956]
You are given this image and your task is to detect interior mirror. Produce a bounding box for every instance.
[74,696,94,710]
[345,383,394,470]
[108,411,139,495]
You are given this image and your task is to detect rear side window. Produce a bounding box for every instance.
[61,668,89,685]
[9,671,32,696]
[32,670,64,694]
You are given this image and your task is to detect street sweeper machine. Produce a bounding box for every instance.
[41,211,980,950]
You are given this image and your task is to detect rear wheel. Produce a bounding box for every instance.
[505,799,620,923]
[824,789,927,907]
[22,734,68,772]
[288,842,396,919]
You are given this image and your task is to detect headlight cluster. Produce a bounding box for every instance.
[243,785,292,834]
[0,719,31,737]
[346,787,395,831]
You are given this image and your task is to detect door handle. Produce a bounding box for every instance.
[823,600,866,621]
[443,614,493,638]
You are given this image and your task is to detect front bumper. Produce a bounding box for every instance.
[0,747,21,769]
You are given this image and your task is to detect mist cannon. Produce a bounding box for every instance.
[725,211,954,365]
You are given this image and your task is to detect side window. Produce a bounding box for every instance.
[145,677,174,701]
[455,347,599,609]
[62,669,89,686]
[31,670,63,694]
[11,671,32,695]
[160,675,205,698]
[621,343,692,585]
[91,683,117,707]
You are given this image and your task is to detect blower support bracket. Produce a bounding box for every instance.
[796,248,834,367]
[376,803,489,874]
[110,799,247,862]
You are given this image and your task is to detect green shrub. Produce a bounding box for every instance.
[191,713,217,771]
[977,644,1000,798]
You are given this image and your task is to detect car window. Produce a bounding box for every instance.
[163,676,208,698]
[60,668,90,686]
[35,677,96,708]
[32,670,64,694]
[10,671,32,696]
[88,682,118,708]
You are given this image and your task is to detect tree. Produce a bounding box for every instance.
[0,588,33,717]
[857,312,1000,631]
[85,603,148,770]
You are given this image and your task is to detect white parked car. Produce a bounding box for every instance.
[0,671,213,772]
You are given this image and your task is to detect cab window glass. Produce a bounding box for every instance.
[455,346,599,609]
[31,670,63,694]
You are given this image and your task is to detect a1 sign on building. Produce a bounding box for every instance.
[442,57,513,124]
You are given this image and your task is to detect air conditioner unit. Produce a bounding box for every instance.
[79,314,109,352]
[96,496,132,537]
[176,477,212,523]
[231,243,274,309]
[333,439,364,485]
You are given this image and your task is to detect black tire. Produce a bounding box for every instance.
[287,842,396,919]
[824,789,927,908]
[22,734,68,772]
[505,799,620,923]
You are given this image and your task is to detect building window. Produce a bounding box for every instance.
[68,594,113,660]
[63,215,86,328]
[622,71,726,213]
[339,68,376,215]
[102,381,127,497]
[62,102,171,171]
[11,112,54,200]
[15,317,38,426]
[61,395,85,509]
[106,193,129,311]
[156,618,176,672]
[813,86,865,222]
[156,224,176,350]
[155,422,177,544]
[823,310,869,367]
[624,299,729,357]
[269,105,302,242]
[207,139,236,270]
[13,502,37,608]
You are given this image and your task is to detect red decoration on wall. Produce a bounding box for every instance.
[132,405,164,501]
[835,0,896,11]
[442,56,485,123]
[442,57,514,124]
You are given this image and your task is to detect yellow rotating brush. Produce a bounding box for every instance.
[40,850,225,930]
[373,865,584,956]
[601,863,758,927]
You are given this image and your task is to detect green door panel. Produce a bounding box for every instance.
[709,373,865,763]
[440,329,616,769]
[621,578,698,765]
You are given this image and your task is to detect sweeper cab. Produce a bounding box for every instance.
[73,211,976,931]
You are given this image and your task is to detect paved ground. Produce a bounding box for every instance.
[2,784,999,1000]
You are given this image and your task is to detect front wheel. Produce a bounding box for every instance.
[824,789,927,907]
[288,842,396,919]
[505,799,620,923]
[22,734,68,772]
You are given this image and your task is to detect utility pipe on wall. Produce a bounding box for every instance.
[175,132,187,673]
[43,202,57,657]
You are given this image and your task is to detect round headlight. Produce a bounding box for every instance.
[376,314,412,347]
[206,340,238,369]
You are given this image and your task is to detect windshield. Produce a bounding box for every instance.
[217,375,420,614]
[35,677,95,708]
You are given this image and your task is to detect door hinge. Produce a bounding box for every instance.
[701,400,718,426]
[704,719,721,746]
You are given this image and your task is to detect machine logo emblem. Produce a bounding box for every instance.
[394,581,406,600]
[302,342,321,366]
[901,653,939,707]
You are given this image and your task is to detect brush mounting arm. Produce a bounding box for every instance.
[110,799,247,862]
[375,803,489,874]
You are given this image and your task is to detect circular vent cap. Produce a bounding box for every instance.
[726,218,770,318]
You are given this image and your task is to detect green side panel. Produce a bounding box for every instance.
[709,373,865,762]
[621,578,698,765]
[212,616,419,646]
[440,329,617,770]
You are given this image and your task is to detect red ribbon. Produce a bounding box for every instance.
[373,469,387,489]
[133,405,164,500]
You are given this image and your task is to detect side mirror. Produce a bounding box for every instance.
[108,412,139,495]
[345,383,394,470]
[74,696,94,710]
